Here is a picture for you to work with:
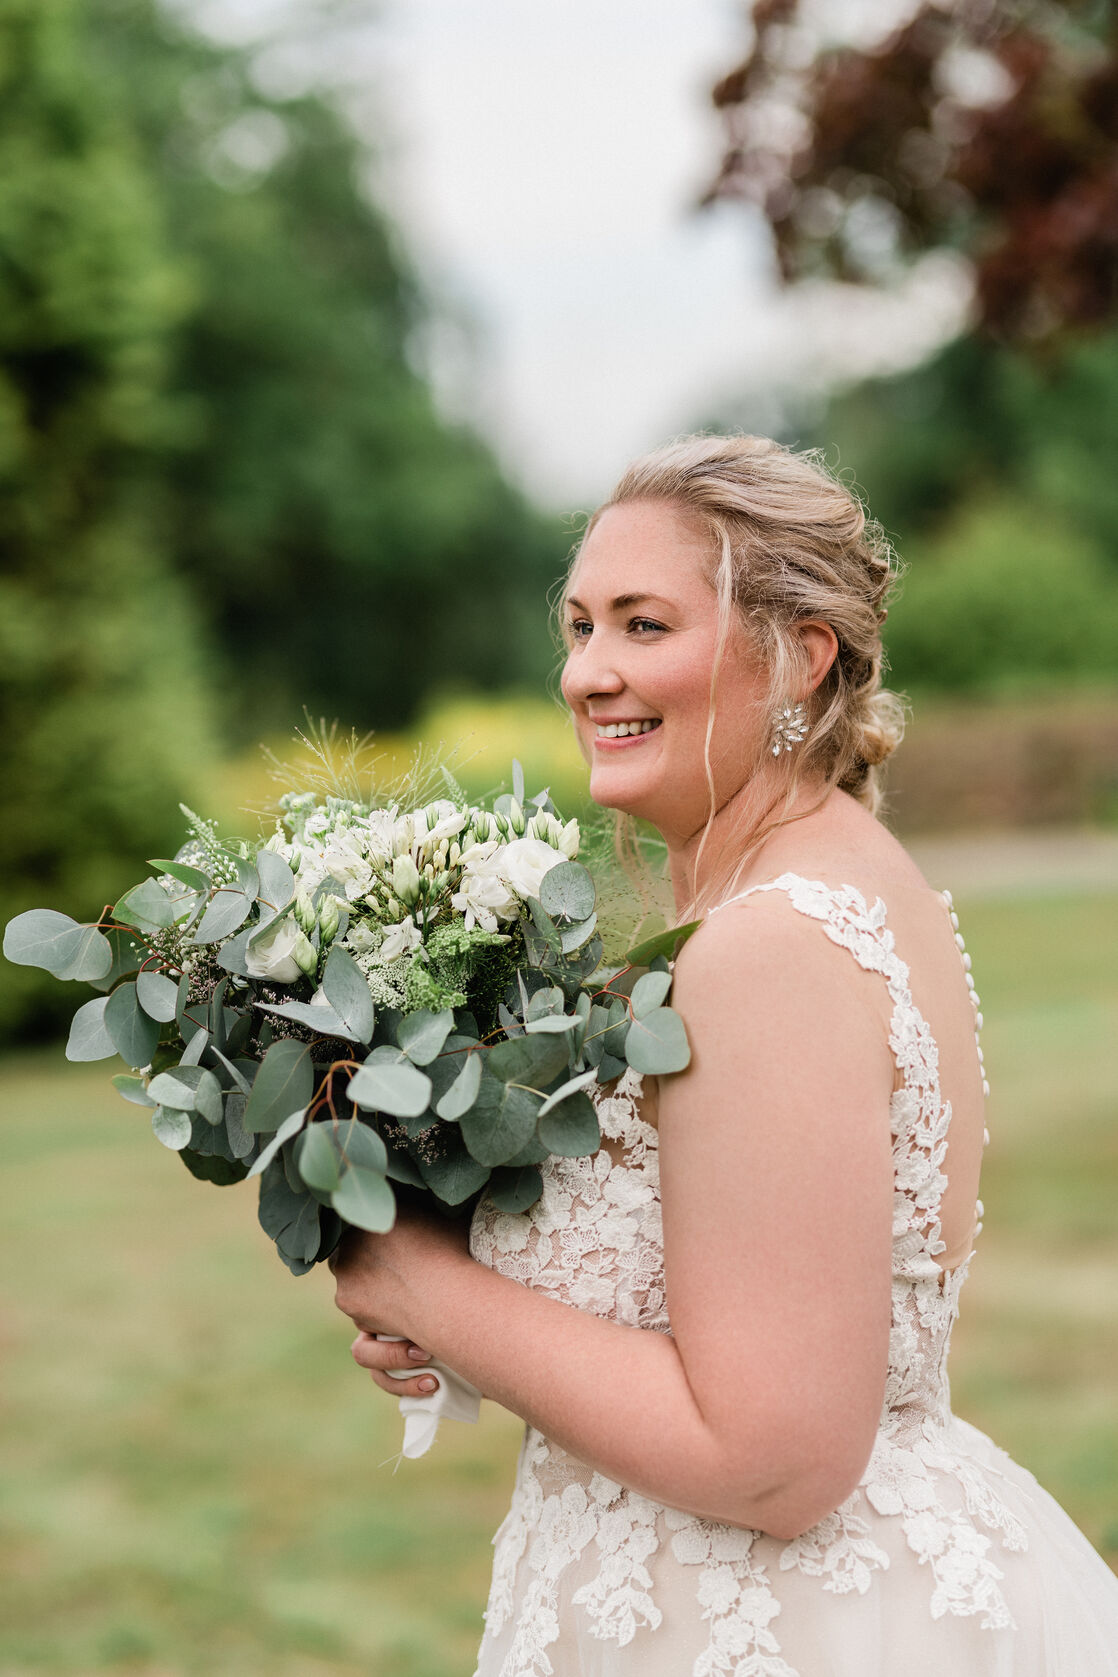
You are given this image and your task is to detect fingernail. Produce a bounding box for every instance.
[417,1376,437,1392]
[407,1345,430,1361]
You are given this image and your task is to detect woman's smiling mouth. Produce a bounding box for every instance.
[593,718,662,747]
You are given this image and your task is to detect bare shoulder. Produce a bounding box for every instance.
[670,886,884,1034]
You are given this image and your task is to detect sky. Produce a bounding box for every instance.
[180,0,970,508]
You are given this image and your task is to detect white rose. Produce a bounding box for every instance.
[245,917,315,983]
[377,917,423,962]
[496,836,568,902]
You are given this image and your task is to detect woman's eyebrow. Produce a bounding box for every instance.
[565,592,675,614]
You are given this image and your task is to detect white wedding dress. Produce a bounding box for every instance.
[468,874,1118,1676]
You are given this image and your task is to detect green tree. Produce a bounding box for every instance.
[0,0,217,1039]
[91,0,567,732]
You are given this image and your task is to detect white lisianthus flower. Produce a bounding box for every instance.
[360,808,399,862]
[245,917,316,983]
[452,840,520,931]
[378,916,423,962]
[496,836,568,902]
[344,921,378,954]
[323,835,373,901]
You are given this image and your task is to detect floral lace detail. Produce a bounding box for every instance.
[470,875,1026,1677]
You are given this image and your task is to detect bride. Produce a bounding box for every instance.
[331,435,1118,1674]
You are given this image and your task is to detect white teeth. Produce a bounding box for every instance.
[596,719,661,737]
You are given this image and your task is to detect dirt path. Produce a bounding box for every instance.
[906,827,1118,898]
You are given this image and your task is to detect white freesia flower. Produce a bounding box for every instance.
[496,836,568,901]
[378,917,423,962]
[245,917,315,983]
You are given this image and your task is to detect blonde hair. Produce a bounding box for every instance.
[560,433,906,913]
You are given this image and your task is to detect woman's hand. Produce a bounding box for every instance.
[329,1204,473,1396]
[348,1329,441,1399]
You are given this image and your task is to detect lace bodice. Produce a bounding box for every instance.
[468,874,1033,1677]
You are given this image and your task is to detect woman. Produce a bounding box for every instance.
[331,436,1118,1674]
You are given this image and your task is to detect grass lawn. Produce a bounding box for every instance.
[1,888,1116,1674]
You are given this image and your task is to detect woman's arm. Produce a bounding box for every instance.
[334,896,895,1539]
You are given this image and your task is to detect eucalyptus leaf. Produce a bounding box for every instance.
[486,1163,544,1213]
[396,1008,454,1066]
[524,1014,580,1035]
[383,1144,425,1188]
[321,945,374,1043]
[215,926,254,977]
[148,1067,206,1109]
[297,1123,342,1194]
[255,848,295,914]
[624,919,702,967]
[417,1143,491,1206]
[460,1081,540,1167]
[180,1150,248,1186]
[3,910,113,980]
[86,927,142,993]
[247,1108,307,1178]
[435,1053,482,1120]
[244,1039,313,1133]
[113,879,177,932]
[258,1160,313,1244]
[629,969,672,1019]
[178,1025,210,1068]
[536,1068,599,1119]
[624,1005,691,1075]
[104,982,160,1068]
[255,998,353,1039]
[537,1089,600,1157]
[276,1196,324,1268]
[338,1121,389,1175]
[136,970,179,1023]
[560,913,598,954]
[65,996,116,1062]
[193,886,253,944]
[112,1073,156,1108]
[331,1166,396,1233]
[539,860,595,922]
[152,1106,192,1150]
[598,1051,627,1082]
[148,859,211,891]
[485,1033,569,1090]
[347,1057,432,1119]
[209,1043,252,1096]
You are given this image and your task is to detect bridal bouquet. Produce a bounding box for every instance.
[5,764,695,1271]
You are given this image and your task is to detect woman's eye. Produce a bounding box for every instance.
[629,617,667,635]
[568,618,593,640]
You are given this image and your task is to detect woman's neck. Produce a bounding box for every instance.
[666,773,834,918]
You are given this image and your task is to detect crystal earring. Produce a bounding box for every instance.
[770,701,809,756]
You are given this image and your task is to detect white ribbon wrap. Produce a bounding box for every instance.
[376,1335,482,1459]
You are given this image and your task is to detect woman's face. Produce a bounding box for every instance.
[560,499,770,843]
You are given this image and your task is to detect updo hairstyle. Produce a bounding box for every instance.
[565,434,907,903]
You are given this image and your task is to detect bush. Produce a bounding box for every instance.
[885,498,1118,696]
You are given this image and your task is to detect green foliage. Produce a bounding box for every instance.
[885,499,1118,696]
[0,0,217,1041]
[5,785,692,1267]
[85,0,568,731]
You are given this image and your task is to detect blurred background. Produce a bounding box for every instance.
[1,0,1116,1670]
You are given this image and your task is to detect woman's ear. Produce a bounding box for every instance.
[797,620,839,693]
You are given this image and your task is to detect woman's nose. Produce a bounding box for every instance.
[562,641,625,705]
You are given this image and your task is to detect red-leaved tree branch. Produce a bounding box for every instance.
[704,0,1118,341]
